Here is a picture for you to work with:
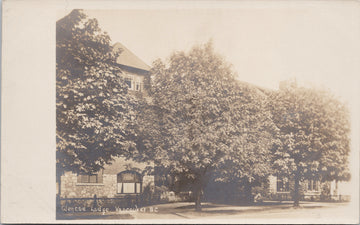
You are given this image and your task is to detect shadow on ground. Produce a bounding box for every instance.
[175,201,293,209]
[57,212,134,220]
[56,201,335,220]
[173,201,326,216]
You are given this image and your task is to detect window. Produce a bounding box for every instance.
[135,82,142,91]
[307,179,320,192]
[125,77,133,89]
[277,177,290,192]
[117,171,142,194]
[77,169,103,183]
[123,74,144,92]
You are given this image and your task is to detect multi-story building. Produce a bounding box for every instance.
[59,42,154,199]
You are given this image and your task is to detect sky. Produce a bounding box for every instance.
[58,4,360,104]
[67,5,360,105]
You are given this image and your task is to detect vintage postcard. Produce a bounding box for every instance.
[1,0,360,224]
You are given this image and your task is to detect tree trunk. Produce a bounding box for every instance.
[293,173,300,207]
[243,179,253,204]
[194,173,207,212]
[195,186,203,211]
[194,182,203,211]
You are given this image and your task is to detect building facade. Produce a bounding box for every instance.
[268,175,351,201]
[60,157,154,198]
[59,42,154,199]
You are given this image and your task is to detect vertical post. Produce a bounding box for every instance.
[293,172,300,207]
[93,194,98,208]
[195,186,203,211]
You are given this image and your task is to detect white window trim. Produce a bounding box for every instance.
[125,76,134,90]
[116,182,142,194]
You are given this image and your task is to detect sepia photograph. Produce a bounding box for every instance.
[54,6,359,222]
[1,0,359,224]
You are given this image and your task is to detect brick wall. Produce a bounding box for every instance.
[60,157,155,198]
[60,172,117,198]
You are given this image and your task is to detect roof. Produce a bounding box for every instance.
[113,42,151,72]
[236,80,273,97]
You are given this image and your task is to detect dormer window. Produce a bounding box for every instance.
[124,76,143,92]
[125,77,133,90]
[135,82,142,91]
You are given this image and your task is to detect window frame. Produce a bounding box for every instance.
[125,77,133,90]
[276,177,290,193]
[116,171,142,194]
[135,81,142,91]
[307,179,320,192]
[77,169,103,184]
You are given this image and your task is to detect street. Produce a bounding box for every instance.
[57,200,358,224]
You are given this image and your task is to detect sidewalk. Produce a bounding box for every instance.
[57,200,355,222]
[131,201,309,219]
[132,200,355,223]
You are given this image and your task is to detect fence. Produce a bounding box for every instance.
[57,194,160,213]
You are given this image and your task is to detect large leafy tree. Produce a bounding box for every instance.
[213,83,276,202]
[56,10,138,180]
[139,42,275,210]
[269,80,351,206]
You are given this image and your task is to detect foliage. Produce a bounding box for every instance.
[139,42,276,209]
[269,80,351,206]
[56,9,139,175]
[214,82,277,184]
